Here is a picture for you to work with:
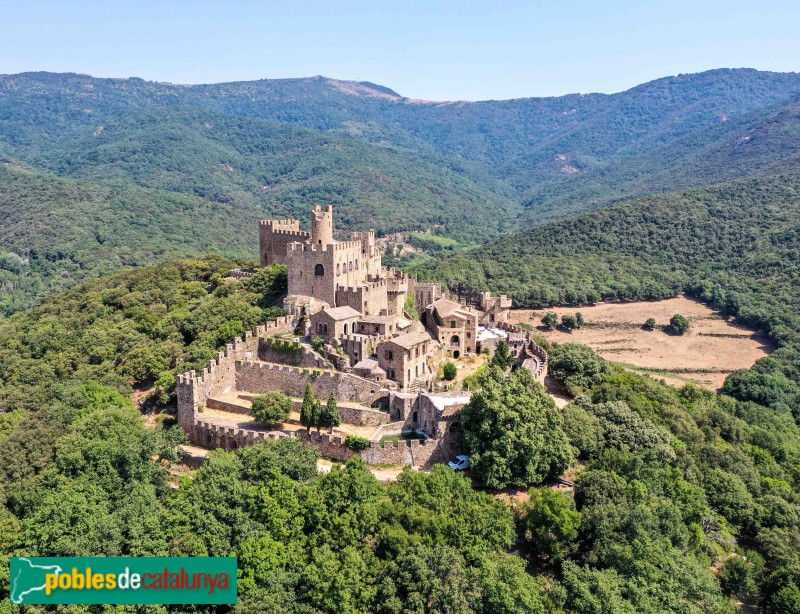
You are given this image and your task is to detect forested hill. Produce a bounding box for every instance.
[423,172,799,314]
[3,68,800,318]
[0,161,258,316]
[521,94,800,223]
[4,68,800,184]
[15,105,520,241]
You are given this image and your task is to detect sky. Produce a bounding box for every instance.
[1,0,799,101]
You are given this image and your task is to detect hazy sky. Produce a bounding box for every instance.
[2,0,799,100]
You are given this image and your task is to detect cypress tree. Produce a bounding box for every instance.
[300,384,316,434]
[321,391,341,434]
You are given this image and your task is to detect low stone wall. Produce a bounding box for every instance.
[188,419,452,468]
[206,397,250,415]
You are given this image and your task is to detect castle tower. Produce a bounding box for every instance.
[311,205,334,246]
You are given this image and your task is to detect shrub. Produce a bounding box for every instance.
[670,314,690,334]
[312,337,326,351]
[542,312,558,329]
[442,362,457,381]
[561,314,578,330]
[644,317,657,330]
[344,435,371,451]
[250,392,292,426]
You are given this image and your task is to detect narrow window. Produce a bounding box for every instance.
[314,264,324,276]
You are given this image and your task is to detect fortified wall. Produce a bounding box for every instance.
[176,316,294,432]
[188,423,455,469]
[495,321,548,383]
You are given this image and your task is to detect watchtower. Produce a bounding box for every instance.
[311,205,334,246]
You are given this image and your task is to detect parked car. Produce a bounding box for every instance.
[448,455,471,471]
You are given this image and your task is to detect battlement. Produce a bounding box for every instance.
[260,218,300,229]
[288,242,332,253]
[369,436,434,449]
[237,360,337,378]
[266,228,309,240]
[338,278,390,294]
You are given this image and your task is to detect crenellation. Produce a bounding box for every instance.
[178,205,548,467]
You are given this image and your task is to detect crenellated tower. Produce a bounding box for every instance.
[311,205,334,246]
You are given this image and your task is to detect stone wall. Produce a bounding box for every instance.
[235,361,384,405]
[496,321,549,383]
[188,418,454,469]
[176,316,294,431]
[258,337,329,368]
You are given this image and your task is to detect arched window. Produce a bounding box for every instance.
[349,261,353,271]
[315,264,324,276]
[336,263,340,275]
[450,335,460,347]
[344,323,348,335]
[355,259,359,270]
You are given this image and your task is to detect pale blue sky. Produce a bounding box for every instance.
[1,0,799,100]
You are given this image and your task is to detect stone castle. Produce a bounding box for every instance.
[176,205,548,468]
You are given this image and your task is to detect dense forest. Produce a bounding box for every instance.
[2,69,800,319]
[2,256,800,611]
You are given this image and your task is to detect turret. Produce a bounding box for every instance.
[311,205,334,246]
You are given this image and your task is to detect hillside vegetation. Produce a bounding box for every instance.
[3,256,800,611]
[2,68,800,316]
[421,173,800,420]
[521,95,800,223]
[0,162,255,315]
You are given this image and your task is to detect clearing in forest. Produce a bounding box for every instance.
[511,295,774,391]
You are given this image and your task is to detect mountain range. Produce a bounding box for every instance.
[2,67,800,314]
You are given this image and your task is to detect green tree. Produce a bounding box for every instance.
[491,341,514,370]
[721,555,755,596]
[670,313,690,334]
[561,314,578,330]
[250,392,292,427]
[521,488,581,562]
[300,384,319,434]
[575,312,584,328]
[320,391,341,434]
[442,362,458,381]
[542,312,558,329]
[462,368,575,488]
[549,343,613,395]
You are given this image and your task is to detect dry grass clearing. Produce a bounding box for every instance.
[511,295,774,391]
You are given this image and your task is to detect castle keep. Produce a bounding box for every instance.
[177,205,548,468]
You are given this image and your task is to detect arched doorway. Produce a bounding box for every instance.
[314,264,325,276]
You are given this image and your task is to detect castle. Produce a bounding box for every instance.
[176,205,548,468]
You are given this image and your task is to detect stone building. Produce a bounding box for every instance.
[478,291,512,325]
[422,298,480,358]
[260,205,408,317]
[310,306,361,344]
[377,331,434,389]
[175,206,550,470]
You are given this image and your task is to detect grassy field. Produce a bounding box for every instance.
[511,295,774,390]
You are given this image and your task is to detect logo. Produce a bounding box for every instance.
[10,557,237,605]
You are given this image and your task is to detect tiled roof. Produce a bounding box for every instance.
[318,306,362,320]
